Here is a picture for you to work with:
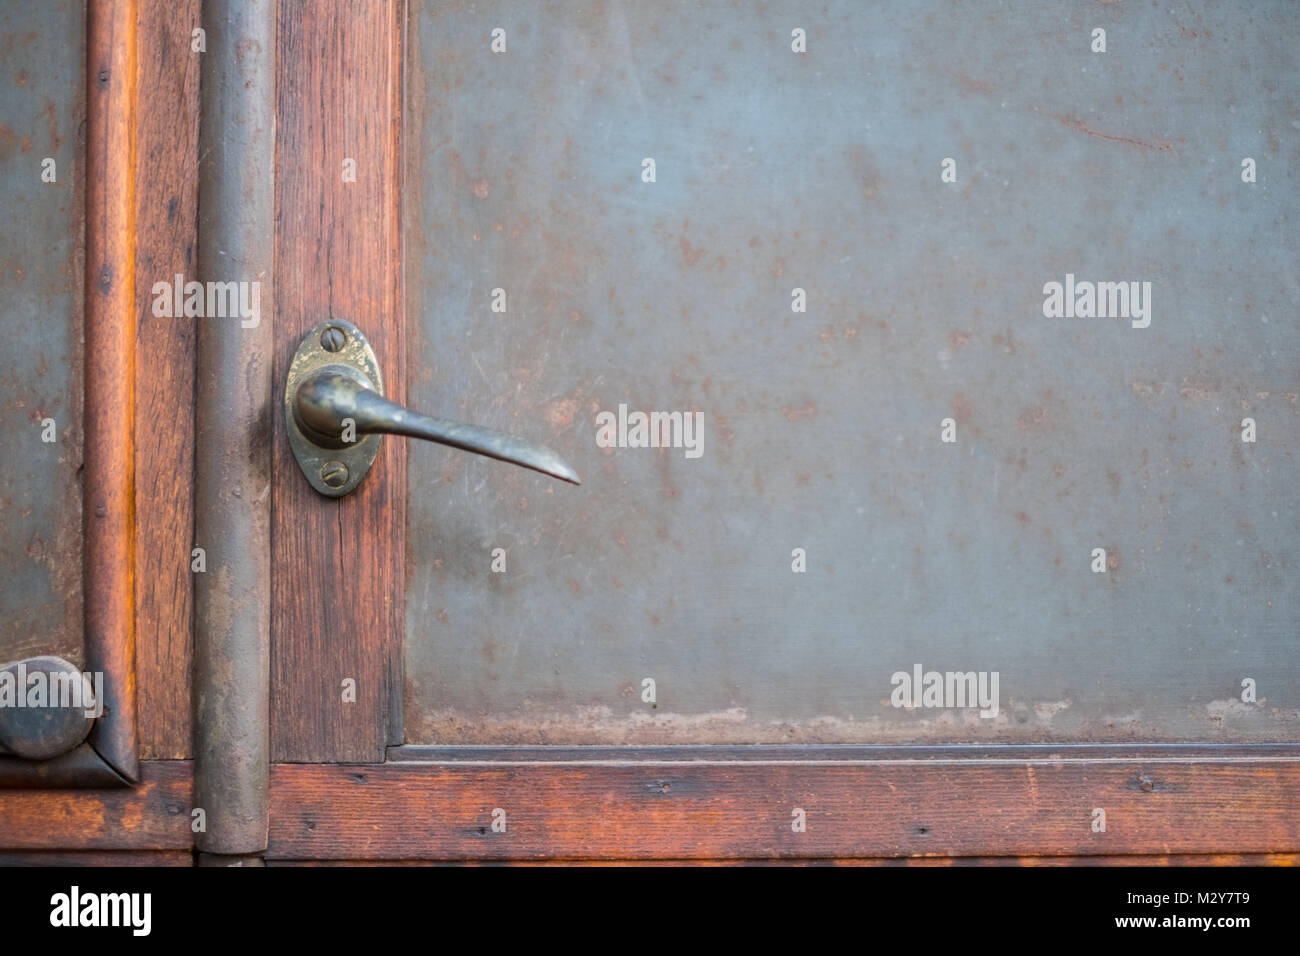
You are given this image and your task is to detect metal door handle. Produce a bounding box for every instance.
[285,319,580,496]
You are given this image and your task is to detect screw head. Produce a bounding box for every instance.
[320,326,346,352]
[320,460,349,488]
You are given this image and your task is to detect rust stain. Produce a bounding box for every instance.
[846,144,882,201]
[1037,108,1175,152]
[1017,405,1048,431]
[955,71,995,95]
[678,234,704,266]
[43,98,58,152]
[782,401,817,422]
[713,412,734,448]
[543,397,578,428]
[1179,379,1218,400]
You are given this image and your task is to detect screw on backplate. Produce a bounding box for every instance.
[320,461,349,488]
[320,326,346,352]
[1138,774,1155,792]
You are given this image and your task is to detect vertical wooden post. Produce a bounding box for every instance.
[271,0,406,763]
[84,0,139,783]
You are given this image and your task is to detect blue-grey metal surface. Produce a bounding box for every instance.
[405,0,1298,742]
[0,1,85,668]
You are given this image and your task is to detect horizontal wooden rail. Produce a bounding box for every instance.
[3,752,1296,861]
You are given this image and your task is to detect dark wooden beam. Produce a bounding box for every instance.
[268,749,1300,861]
[0,761,192,850]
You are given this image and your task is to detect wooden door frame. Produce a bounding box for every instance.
[3,0,1296,864]
[254,0,1300,864]
[2,0,202,794]
[3,747,1296,861]
[1,0,140,790]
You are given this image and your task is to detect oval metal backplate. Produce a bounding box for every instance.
[285,318,384,497]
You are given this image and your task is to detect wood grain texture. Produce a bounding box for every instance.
[0,761,191,851]
[84,0,139,781]
[132,0,200,761]
[270,854,1300,866]
[271,0,406,762]
[267,758,1300,860]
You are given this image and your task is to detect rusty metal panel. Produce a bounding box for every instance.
[0,1,85,669]
[404,0,1299,743]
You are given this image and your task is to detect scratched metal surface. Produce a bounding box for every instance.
[404,0,1298,743]
[0,1,84,668]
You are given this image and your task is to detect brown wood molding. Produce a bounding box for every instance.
[82,0,140,783]
[2,753,1296,861]
[0,760,191,851]
[0,850,193,866]
[3,0,155,789]
[271,0,406,763]
[267,747,1300,861]
[269,854,1300,867]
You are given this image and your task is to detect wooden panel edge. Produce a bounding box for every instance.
[84,0,140,783]
[268,756,1300,861]
[0,761,192,850]
[268,853,1300,867]
[0,850,192,866]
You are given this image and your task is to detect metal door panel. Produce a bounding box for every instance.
[404,0,1298,743]
[0,1,84,667]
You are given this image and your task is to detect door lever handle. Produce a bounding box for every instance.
[285,319,580,496]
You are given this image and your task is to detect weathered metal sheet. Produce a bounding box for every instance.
[404,0,1299,743]
[0,1,85,671]
[194,0,274,853]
